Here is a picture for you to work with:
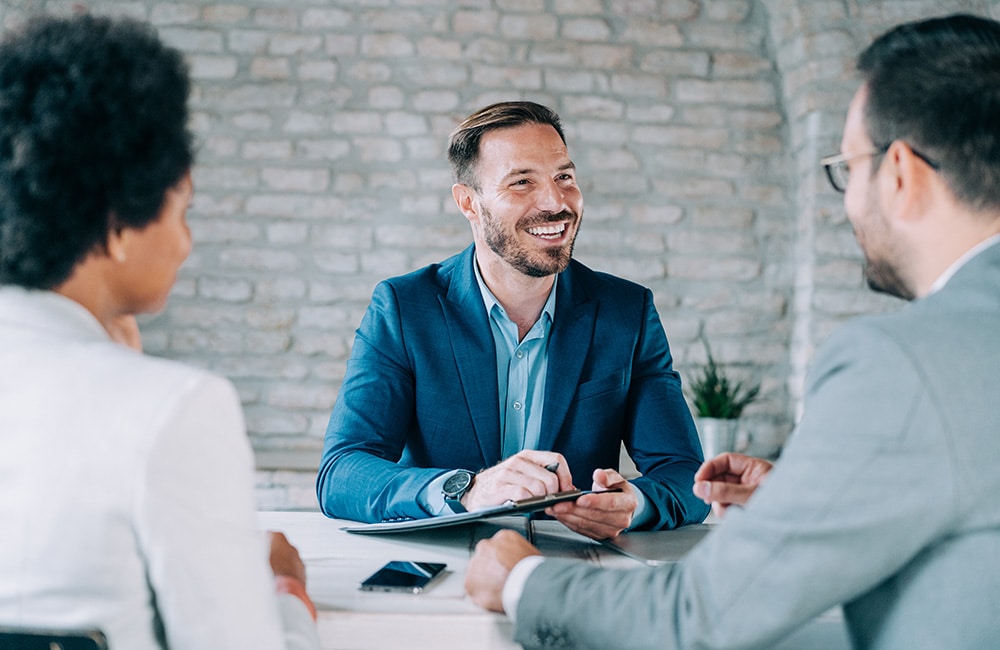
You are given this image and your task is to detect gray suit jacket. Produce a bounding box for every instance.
[515,242,1000,649]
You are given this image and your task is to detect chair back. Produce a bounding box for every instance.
[0,626,108,650]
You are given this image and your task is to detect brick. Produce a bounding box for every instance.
[194,166,259,190]
[325,34,359,56]
[632,125,728,148]
[269,33,322,55]
[242,140,293,160]
[219,248,302,272]
[630,204,684,225]
[386,112,429,136]
[621,22,684,47]
[159,27,223,52]
[668,256,761,281]
[256,279,308,301]
[170,329,244,353]
[151,4,200,25]
[704,0,752,22]
[353,137,404,162]
[266,222,309,245]
[254,8,298,30]
[361,33,415,57]
[297,305,358,329]
[201,135,238,157]
[230,112,273,130]
[301,8,352,28]
[201,5,250,23]
[473,66,543,90]
[553,0,603,13]
[250,57,290,79]
[499,14,558,40]
[227,29,269,54]
[292,332,350,356]
[295,139,351,161]
[453,10,501,34]
[199,277,253,302]
[261,168,329,192]
[676,79,776,106]
[640,50,711,76]
[562,18,612,41]
[413,90,460,112]
[268,384,338,410]
[245,409,310,433]
[204,84,297,109]
[187,54,238,79]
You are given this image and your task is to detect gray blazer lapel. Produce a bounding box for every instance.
[539,266,596,451]
[440,248,502,464]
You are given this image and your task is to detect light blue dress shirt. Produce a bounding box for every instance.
[420,257,650,526]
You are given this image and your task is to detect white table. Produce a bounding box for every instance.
[257,511,850,650]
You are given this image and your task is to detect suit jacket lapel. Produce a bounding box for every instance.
[440,247,502,464]
[540,263,596,451]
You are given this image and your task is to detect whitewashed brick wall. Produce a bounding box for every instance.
[2,0,995,510]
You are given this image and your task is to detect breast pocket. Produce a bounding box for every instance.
[574,370,627,403]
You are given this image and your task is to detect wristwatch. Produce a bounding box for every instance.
[442,470,475,513]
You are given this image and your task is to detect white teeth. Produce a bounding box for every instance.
[527,224,565,237]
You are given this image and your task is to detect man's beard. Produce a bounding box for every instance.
[480,204,579,278]
[858,187,914,301]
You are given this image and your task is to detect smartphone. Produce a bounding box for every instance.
[358,560,448,594]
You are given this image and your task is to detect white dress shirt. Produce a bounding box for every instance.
[0,287,319,649]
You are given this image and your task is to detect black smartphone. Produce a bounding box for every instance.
[358,560,448,594]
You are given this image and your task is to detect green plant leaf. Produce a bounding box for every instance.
[686,341,761,419]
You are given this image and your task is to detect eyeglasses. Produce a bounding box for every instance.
[820,143,939,193]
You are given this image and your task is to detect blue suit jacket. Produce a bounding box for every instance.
[316,246,709,529]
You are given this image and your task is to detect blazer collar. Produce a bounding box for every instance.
[0,286,109,343]
[539,261,597,451]
[440,246,503,463]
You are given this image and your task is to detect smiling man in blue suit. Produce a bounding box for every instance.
[316,101,709,538]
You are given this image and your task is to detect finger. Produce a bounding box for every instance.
[554,509,630,540]
[512,450,573,491]
[693,479,756,507]
[694,452,740,482]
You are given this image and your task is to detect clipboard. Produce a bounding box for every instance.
[341,489,618,535]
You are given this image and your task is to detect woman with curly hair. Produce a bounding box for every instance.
[0,14,319,649]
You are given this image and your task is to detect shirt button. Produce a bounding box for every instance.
[512,401,522,411]
[515,350,524,359]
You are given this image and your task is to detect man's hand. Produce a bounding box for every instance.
[546,468,637,540]
[267,531,307,583]
[463,450,574,511]
[465,529,542,613]
[693,452,773,518]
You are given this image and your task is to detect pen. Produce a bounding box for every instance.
[528,462,560,544]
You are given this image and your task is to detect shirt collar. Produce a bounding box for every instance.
[928,233,1000,295]
[472,255,558,324]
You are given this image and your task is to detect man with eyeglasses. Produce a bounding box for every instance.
[465,13,1000,649]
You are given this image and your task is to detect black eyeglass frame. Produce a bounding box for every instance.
[820,142,939,193]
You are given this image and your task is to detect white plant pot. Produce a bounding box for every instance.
[696,417,740,460]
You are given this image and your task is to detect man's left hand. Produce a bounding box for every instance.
[546,468,637,540]
[465,530,541,613]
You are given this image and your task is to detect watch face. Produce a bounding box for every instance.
[444,471,472,496]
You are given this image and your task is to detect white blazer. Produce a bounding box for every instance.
[0,287,318,650]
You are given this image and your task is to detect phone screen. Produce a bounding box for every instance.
[358,560,448,594]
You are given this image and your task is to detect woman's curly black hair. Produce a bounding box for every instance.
[0,14,193,289]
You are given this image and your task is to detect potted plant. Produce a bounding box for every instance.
[687,339,760,459]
